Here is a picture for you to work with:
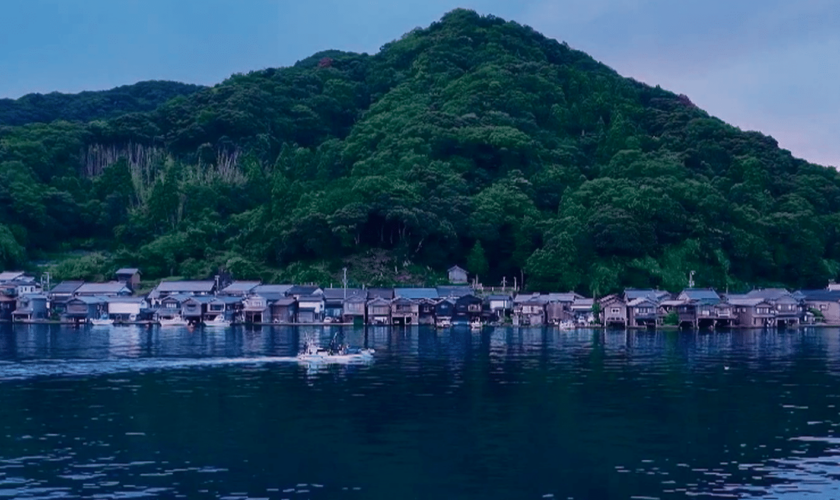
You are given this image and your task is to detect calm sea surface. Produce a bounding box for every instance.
[1,325,840,499]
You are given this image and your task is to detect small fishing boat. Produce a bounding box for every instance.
[296,340,374,364]
[90,315,114,326]
[436,318,452,328]
[558,320,576,330]
[469,318,482,331]
[159,315,189,327]
[203,315,231,328]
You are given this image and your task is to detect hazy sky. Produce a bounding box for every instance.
[1,0,837,167]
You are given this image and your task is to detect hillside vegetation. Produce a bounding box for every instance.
[0,80,204,126]
[1,9,839,293]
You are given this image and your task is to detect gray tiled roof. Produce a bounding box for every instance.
[155,281,216,293]
[76,282,132,294]
[50,281,84,294]
[799,290,840,302]
[220,281,260,293]
[323,288,364,300]
[252,284,293,295]
[395,288,439,299]
[746,289,794,300]
[680,288,720,301]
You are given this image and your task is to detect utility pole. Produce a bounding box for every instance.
[514,276,517,291]
[501,276,507,289]
[342,267,348,300]
[688,270,695,288]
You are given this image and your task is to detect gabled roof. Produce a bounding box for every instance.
[161,293,192,303]
[546,292,581,303]
[345,294,368,303]
[679,288,720,301]
[287,285,321,296]
[0,271,25,282]
[115,268,141,275]
[395,288,439,300]
[513,293,545,304]
[627,297,657,307]
[368,288,395,299]
[220,281,260,294]
[154,281,216,293]
[599,294,625,305]
[746,288,794,300]
[272,297,297,306]
[104,296,146,303]
[436,286,473,298]
[726,295,769,307]
[183,296,215,304]
[392,297,415,305]
[253,284,293,295]
[211,296,245,305]
[448,265,467,273]
[76,282,132,294]
[659,299,686,307]
[251,292,287,302]
[50,281,84,294]
[322,288,364,300]
[799,290,840,302]
[367,297,391,306]
[69,295,106,305]
[624,289,670,302]
[571,298,594,310]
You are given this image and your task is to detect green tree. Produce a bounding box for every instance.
[467,241,489,280]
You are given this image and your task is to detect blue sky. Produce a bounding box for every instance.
[1,0,837,167]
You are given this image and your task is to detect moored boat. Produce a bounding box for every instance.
[203,315,231,328]
[159,315,189,327]
[90,315,114,326]
[469,318,482,330]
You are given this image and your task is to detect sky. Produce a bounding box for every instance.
[0,0,837,167]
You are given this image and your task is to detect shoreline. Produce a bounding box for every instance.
[1,320,837,330]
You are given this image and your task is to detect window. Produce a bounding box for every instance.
[611,308,621,314]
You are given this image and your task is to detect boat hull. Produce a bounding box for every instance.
[296,349,375,364]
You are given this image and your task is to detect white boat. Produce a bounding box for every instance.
[296,341,374,364]
[159,316,189,327]
[203,315,231,328]
[558,320,576,330]
[469,318,482,330]
[90,315,114,326]
[436,318,452,328]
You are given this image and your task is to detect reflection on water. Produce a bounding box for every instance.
[1,325,840,499]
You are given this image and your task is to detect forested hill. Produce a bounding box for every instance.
[0,81,204,126]
[1,9,839,294]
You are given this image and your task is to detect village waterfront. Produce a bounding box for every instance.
[2,323,840,499]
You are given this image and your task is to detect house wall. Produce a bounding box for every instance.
[805,301,840,323]
[109,303,142,316]
[602,303,627,323]
[344,302,365,316]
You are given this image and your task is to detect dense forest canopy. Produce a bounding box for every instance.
[1,9,839,293]
[0,81,204,126]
